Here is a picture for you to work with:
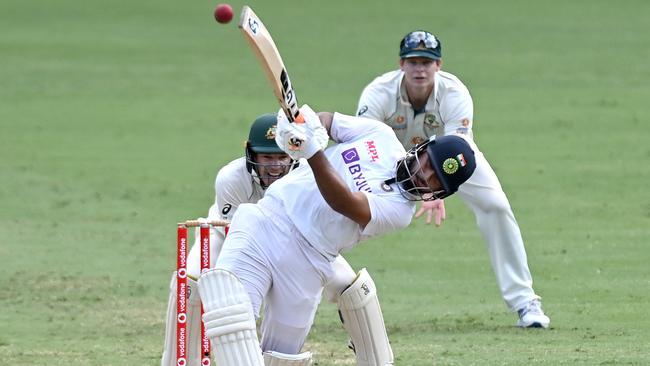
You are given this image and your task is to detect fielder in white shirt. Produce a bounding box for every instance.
[356,30,550,328]
[196,106,477,365]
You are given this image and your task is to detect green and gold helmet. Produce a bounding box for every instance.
[245,113,297,188]
[246,113,285,155]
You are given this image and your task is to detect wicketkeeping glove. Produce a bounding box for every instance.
[275,105,328,160]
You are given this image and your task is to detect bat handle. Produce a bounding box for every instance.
[294,111,305,124]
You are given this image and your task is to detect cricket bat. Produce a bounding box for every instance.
[238,5,305,125]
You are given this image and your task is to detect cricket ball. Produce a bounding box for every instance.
[214,4,233,24]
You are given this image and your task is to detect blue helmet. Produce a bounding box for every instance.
[395,135,476,201]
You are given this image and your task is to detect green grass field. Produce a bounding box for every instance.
[1,0,649,364]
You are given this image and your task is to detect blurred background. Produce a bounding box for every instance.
[1,0,649,364]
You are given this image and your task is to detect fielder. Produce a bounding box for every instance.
[160,114,396,366]
[356,30,550,328]
[196,105,477,365]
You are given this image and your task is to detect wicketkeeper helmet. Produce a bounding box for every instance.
[245,113,297,188]
[246,113,285,155]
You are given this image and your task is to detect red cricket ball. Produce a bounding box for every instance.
[214,3,233,24]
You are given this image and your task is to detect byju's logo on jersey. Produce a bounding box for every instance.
[341,148,360,163]
[341,148,372,193]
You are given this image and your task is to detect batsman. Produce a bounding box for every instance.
[195,106,476,365]
[160,113,403,366]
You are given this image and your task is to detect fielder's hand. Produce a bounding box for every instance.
[415,199,446,226]
[275,105,328,160]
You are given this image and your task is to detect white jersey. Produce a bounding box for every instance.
[206,157,265,252]
[262,113,415,259]
[357,69,474,148]
[208,157,265,220]
[187,157,264,268]
[187,157,266,277]
[356,69,543,312]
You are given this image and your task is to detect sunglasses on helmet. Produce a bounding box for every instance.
[401,31,439,50]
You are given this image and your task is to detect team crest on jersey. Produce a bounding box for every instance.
[265,125,277,140]
[424,114,440,128]
[442,158,459,174]
[396,116,405,124]
[462,118,471,127]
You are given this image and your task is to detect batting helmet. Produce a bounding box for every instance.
[394,135,476,201]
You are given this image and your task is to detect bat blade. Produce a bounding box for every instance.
[238,6,304,123]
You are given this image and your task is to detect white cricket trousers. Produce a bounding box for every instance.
[456,140,538,311]
[215,201,333,354]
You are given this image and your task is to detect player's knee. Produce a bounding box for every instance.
[198,269,257,339]
[484,193,511,213]
[198,269,265,366]
[323,256,357,303]
[199,269,256,336]
[261,321,311,354]
[464,189,511,213]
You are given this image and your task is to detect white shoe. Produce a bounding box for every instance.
[517,299,550,328]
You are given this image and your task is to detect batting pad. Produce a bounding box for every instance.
[199,268,264,366]
[160,272,204,366]
[263,350,312,366]
[338,268,394,366]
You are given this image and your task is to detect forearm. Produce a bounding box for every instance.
[317,112,333,136]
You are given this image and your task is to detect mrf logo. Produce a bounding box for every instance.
[341,148,372,193]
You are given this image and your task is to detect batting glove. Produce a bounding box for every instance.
[301,104,329,152]
[275,105,328,160]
